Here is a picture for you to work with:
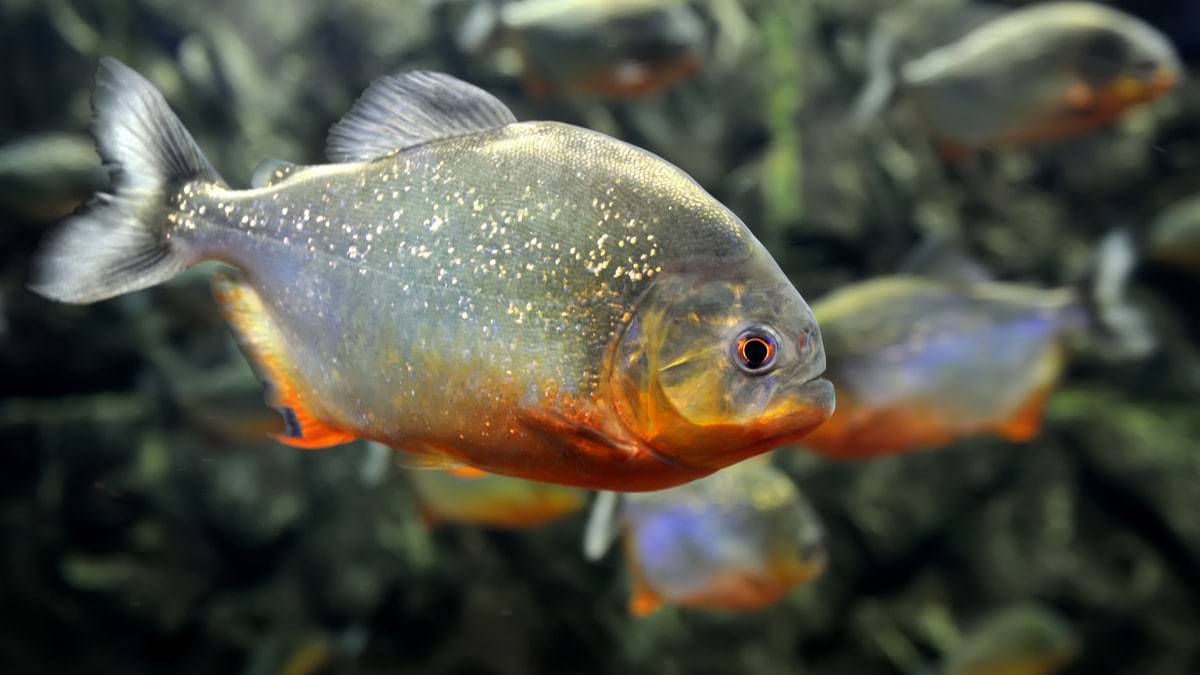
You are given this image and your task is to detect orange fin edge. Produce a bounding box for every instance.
[1000,386,1054,442]
[211,273,357,449]
[449,466,489,479]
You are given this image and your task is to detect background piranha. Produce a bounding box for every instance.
[853,1,1181,153]
[28,58,833,491]
[942,604,1080,675]
[457,0,706,99]
[585,456,827,615]
[800,234,1151,459]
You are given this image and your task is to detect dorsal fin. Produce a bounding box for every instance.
[326,71,517,163]
[250,159,300,188]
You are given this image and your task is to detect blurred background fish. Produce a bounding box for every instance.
[801,233,1153,458]
[456,0,707,99]
[1149,192,1200,272]
[853,1,1181,154]
[408,466,587,529]
[585,457,827,615]
[0,133,104,224]
[941,604,1079,675]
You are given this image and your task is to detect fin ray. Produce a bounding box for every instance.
[326,71,517,163]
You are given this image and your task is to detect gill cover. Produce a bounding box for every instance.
[609,266,833,469]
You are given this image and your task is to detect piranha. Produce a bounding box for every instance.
[584,457,827,615]
[29,58,833,491]
[458,0,705,99]
[853,1,1181,153]
[409,467,587,529]
[942,604,1079,675]
[801,234,1151,459]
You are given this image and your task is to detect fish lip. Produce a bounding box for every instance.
[762,376,836,442]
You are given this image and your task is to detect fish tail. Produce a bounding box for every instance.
[1081,231,1155,357]
[28,57,224,304]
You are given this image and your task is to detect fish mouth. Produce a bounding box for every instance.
[753,376,836,447]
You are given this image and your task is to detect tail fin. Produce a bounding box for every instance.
[29,57,223,304]
[1083,231,1155,357]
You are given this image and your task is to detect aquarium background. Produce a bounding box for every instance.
[2,0,1199,673]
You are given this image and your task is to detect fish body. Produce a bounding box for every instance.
[1149,193,1200,271]
[943,605,1079,675]
[409,469,586,528]
[461,0,705,99]
[856,2,1180,150]
[595,457,826,615]
[803,277,1086,458]
[30,60,833,491]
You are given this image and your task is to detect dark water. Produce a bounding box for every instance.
[1,1,1199,674]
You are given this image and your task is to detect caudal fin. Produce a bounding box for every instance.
[1085,231,1155,357]
[29,57,223,304]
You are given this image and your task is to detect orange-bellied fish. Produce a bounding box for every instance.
[853,2,1181,152]
[801,234,1150,459]
[942,604,1079,675]
[409,467,587,529]
[584,457,827,615]
[458,0,705,99]
[29,59,833,491]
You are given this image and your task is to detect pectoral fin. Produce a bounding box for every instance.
[212,273,356,449]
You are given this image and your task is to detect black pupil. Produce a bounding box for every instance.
[743,338,771,367]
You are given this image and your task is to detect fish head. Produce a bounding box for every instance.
[1072,14,1181,108]
[608,257,835,471]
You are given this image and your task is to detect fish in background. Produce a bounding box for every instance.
[457,0,707,99]
[853,2,1182,155]
[0,134,105,224]
[584,457,827,615]
[941,604,1079,675]
[28,59,833,491]
[408,467,587,529]
[801,233,1153,459]
[1148,192,1200,272]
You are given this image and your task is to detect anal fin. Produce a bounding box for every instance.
[1000,386,1053,442]
[212,272,357,449]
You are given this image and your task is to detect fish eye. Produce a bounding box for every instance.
[733,326,779,374]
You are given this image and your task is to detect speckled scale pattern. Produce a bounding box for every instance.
[162,121,753,476]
